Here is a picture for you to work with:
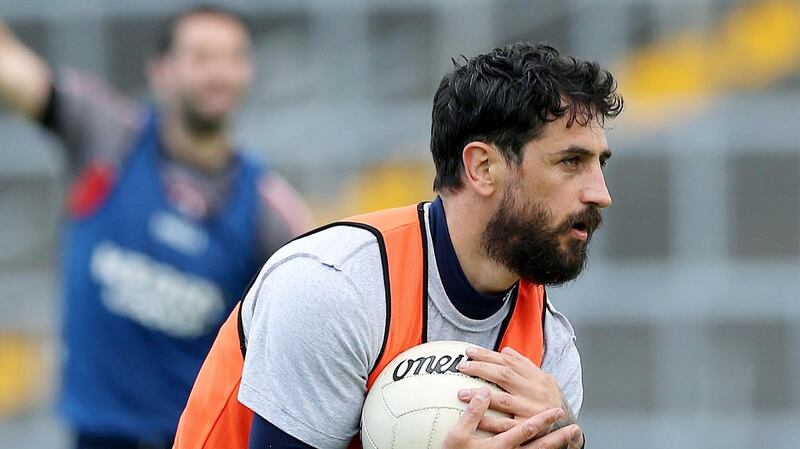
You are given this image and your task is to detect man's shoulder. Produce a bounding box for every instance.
[267,223,382,273]
[253,171,313,243]
[54,66,146,130]
[242,222,388,345]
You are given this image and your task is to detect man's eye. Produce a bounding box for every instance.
[561,157,579,166]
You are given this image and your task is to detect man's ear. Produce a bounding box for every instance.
[462,141,502,197]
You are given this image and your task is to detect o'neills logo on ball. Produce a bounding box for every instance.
[392,353,466,381]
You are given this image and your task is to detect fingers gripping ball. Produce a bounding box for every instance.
[360,341,510,449]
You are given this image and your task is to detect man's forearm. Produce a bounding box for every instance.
[0,20,51,119]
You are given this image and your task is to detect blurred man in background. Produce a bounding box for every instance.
[0,5,311,449]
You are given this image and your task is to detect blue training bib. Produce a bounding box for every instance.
[58,110,266,440]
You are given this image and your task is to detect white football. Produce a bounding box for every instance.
[360,340,510,449]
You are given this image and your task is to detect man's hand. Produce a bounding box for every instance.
[442,388,581,449]
[456,346,583,448]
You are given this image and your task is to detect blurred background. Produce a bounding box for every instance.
[1,0,798,448]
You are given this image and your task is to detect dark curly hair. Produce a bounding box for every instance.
[431,42,623,192]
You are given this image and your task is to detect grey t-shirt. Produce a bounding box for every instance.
[239,204,583,449]
[45,66,311,258]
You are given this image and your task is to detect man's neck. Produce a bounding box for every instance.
[440,193,519,296]
[162,111,233,173]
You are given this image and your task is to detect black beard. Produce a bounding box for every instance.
[481,185,602,286]
[179,97,226,136]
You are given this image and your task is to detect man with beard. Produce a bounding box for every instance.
[172,43,621,449]
[0,6,310,449]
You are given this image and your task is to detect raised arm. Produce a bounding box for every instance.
[0,20,143,172]
[0,20,51,119]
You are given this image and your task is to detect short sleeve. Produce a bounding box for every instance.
[256,173,314,258]
[541,304,584,417]
[239,256,384,449]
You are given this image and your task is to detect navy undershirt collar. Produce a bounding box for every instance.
[428,197,510,320]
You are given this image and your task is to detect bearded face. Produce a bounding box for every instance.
[481,181,602,286]
[153,13,253,136]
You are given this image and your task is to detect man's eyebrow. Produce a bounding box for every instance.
[557,145,613,160]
